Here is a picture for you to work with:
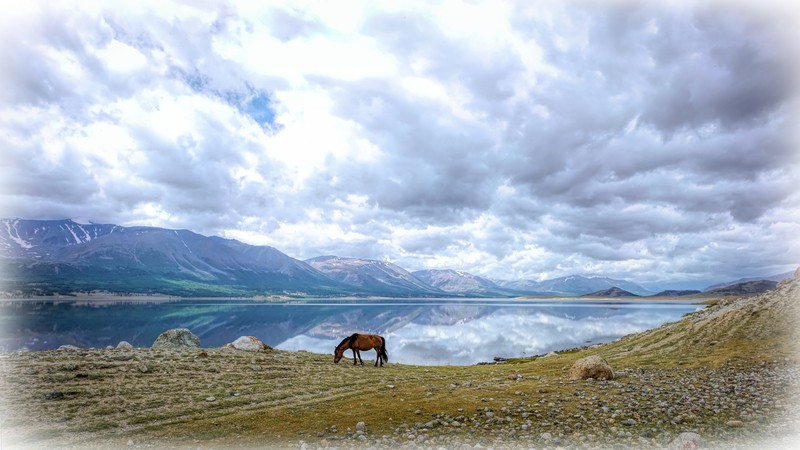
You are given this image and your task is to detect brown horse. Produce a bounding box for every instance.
[334,333,388,366]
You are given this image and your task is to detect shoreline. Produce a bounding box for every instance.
[0,294,710,302]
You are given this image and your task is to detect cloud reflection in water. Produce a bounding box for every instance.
[278,304,697,365]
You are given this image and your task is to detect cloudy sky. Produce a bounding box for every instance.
[1,0,798,289]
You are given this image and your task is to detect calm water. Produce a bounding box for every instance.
[0,298,701,365]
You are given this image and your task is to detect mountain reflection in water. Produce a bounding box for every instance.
[0,299,700,365]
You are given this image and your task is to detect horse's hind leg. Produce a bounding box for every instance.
[357,350,364,365]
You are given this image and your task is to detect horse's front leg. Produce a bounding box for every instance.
[352,349,358,365]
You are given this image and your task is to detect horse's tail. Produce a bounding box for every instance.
[379,336,389,362]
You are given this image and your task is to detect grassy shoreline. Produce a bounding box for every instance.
[1,282,798,449]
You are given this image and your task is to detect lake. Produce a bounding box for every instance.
[0,298,701,365]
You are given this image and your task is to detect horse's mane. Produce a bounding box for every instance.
[335,333,358,351]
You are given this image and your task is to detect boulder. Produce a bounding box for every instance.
[151,328,200,349]
[568,355,614,380]
[116,341,134,349]
[58,344,80,350]
[668,432,704,450]
[230,336,271,352]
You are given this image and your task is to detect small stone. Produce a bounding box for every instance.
[44,391,64,400]
[725,420,744,427]
[135,363,149,373]
[206,396,216,402]
[127,440,134,446]
[356,421,366,432]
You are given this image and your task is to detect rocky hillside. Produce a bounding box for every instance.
[305,256,443,296]
[703,280,778,296]
[597,269,799,367]
[1,219,348,297]
[412,269,523,297]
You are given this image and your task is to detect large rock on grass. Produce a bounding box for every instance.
[152,328,200,349]
[568,355,614,380]
[230,336,271,352]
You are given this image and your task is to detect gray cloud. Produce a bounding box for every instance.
[1,1,798,288]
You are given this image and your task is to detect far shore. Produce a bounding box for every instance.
[0,292,716,302]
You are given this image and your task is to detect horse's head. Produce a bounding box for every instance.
[333,334,352,364]
[333,347,344,364]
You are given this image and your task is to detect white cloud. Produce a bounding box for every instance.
[1,0,798,288]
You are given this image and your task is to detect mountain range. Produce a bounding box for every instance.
[496,275,654,297]
[0,218,786,298]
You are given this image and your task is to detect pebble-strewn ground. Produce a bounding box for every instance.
[1,275,798,449]
[305,362,800,450]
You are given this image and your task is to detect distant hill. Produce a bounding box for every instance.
[305,256,443,296]
[650,289,702,297]
[703,280,777,296]
[703,272,793,292]
[411,269,523,297]
[1,219,350,297]
[497,275,652,297]
[581,287,639,297]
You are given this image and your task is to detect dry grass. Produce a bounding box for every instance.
[1,282,798,449]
